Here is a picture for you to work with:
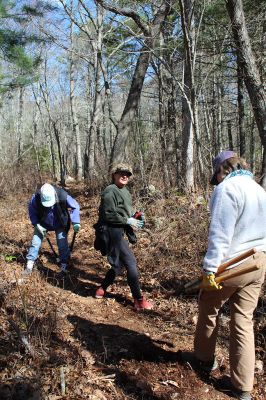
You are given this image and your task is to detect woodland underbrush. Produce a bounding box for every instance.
[0,185,265,399]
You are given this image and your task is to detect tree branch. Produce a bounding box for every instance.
[95,0,150,36]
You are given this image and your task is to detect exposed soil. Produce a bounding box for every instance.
[0,185,265,399]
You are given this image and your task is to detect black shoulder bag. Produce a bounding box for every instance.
[93,222,110,256]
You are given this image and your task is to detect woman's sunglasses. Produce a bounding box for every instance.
[118,171,131,177]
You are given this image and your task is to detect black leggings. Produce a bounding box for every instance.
[101,227,142,299]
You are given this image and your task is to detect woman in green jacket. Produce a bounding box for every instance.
[95,163,153,311]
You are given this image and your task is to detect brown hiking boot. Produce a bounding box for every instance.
[95,286,105,299]
[134,297,153,311]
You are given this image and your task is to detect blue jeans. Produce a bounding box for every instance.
[27,227,70,264]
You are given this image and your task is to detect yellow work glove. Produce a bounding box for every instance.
[201,272,222,291]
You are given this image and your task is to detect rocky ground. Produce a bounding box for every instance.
[0,184,265,399]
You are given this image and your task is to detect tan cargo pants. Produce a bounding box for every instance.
[194,266,265,391]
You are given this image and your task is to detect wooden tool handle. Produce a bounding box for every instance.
[216,264,259,283]
[216,248,256,275]
[184,248,257,290]
[215,252,263,283]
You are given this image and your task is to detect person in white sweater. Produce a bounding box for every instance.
[183,151,266,400]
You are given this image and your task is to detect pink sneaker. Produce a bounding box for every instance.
[95,286,105,299]
[134,297,153,311]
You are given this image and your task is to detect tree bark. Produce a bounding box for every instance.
[237,57,245,157]
[85,58,102,181]
[84,3,104,181]
[31,105,42,183]
[17,87,24,161]
[212,75,218,154]
[110,45,151,164]
[96,1,172,166]
[249,117,255,172]
[53,122,66,186]
[179,0,196,191]
[69,3,83,181]
[226,0,266,186]
[227,120,233,150]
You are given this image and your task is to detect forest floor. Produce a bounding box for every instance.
[0,184,265,400]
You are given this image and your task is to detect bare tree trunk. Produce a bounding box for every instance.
[84,4,103,181]
[85,60,102,180]
[17,87,24,161]
[217,83,222,152]
[40,58,66,184]
[249,117,255,172]
[179,0,195,191]
[96,1,172,166]
[32,85,56,180]
[226,0,266,186]
[53,122,66,186]
[49,124,57,181]
[237,52,245,156]
[227,120,233,149]
[203,96,211,143]
[135,110,148,190]
[42,61,56,180]
[31,105,42,183]
[69,3,82,181]
[211,76,218,154]
[158,33,171,191]
[110,44,152,165]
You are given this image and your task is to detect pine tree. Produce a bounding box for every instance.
[0,0,53,92]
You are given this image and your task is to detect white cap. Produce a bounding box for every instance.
[40,183,56,207]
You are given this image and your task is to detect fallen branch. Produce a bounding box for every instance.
[60,366,66,395]
[8,318,35,358]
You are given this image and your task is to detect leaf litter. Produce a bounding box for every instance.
[0,185,265,399]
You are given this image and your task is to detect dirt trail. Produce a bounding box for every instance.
[0,187,265,399]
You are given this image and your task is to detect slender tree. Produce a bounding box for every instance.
[226,0,266,186]
[69,0,83,181]
[96,0,172,166]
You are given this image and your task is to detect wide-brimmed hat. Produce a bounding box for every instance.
[110,163,133,176]
[40,183,56,207]
[210,150,237,185]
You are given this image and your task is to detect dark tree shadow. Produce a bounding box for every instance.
[68,315,179,365]
[36,260,105,298]
[0,381,41,400]
[67,314,181,400]
[38,260,157,310]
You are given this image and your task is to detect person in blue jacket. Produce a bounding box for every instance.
[24,183,80,276]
